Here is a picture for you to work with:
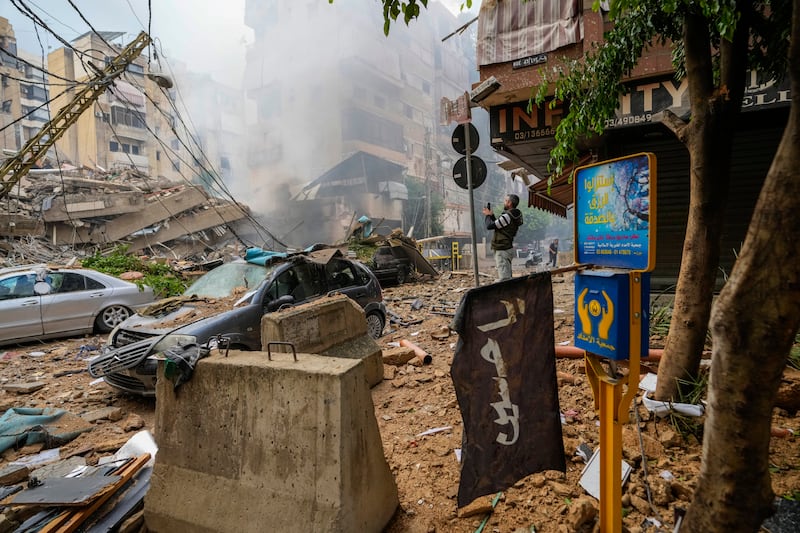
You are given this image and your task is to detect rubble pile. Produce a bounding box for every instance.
[0,168,249,261]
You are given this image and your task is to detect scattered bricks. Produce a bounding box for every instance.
[557,371,575,384]
[670,481,694,502]
[657,428,682,448]
[544,470,566,481]
[0,464,28,485]
[2,382,45,394]
[550,482,573,497]
[457,495,497,518]
[565,496,597,531]
[623,427,664,459]
[382,347,416,366]
[122,414,145,432]
[383,365,397,380]
[630,493,651,515]
[81,406,124,423]
[646,475,673,506]
[529,473,547,488]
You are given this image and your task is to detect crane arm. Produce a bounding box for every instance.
[0,31,152,199]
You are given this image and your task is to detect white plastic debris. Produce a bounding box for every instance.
[642,391,705,418]
[639,373,705,417]
[659,470,675,481]
[416,426,453,437]
[638,372,658,393]
[107,430,158,467]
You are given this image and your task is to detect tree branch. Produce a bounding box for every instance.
[654,109,690,144]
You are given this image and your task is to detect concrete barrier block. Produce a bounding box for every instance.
[145,350,398,533]
[261,295,383,386]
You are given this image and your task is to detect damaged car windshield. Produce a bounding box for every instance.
[183,262,275,299]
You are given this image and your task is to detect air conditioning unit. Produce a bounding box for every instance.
[94,111,103,118]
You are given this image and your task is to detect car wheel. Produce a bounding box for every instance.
[95,305,131,333]
[396,268,406,285]
[365,310,385,339]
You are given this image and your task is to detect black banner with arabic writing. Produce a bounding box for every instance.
[451,273,565,507]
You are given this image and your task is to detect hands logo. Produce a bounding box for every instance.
[577,288,615,340]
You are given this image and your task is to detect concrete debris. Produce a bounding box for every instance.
[0,168,250,261]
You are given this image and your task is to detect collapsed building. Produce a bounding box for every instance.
[0,167,249,264]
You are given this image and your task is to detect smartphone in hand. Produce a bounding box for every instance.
[486,203,491,210]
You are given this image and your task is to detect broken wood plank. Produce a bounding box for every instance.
[38,453,150,533]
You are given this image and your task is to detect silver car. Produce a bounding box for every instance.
[0,264,155,346]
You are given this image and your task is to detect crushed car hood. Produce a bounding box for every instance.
[121,296,241,335]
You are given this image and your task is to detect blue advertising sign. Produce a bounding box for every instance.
[574,153,656,271]
[574,271,650,360]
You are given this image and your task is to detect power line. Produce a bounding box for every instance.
[0,45,83,84]
[0,84,74,134]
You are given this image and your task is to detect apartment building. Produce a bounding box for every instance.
[0,17,50,155]
[243,0,473,244]
[46,31,183,182]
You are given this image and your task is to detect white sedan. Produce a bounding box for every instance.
[0,264,155,346]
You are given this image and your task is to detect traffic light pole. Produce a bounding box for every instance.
[464,123,480,287]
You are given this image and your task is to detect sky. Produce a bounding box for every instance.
[1,0,481,86]
[1,0,252,85]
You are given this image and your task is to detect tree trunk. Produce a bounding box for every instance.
[682,4,800,524]
[656,11,748,401]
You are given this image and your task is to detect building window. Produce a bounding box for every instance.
[342,108,404,152]
[21,84,47,102]
[111,107,145,128]
[172,161,180,172]
[1,100,11,113]
[131,145,139,155]
[220,157,230,170]
[170,139,180,150]
[126,63,145,75]
[374,95,386,109]
[109,141,119,152]
[422,81,431,95]
[121,143,130,153]
[156,150,161,161]
[404,104,413,119]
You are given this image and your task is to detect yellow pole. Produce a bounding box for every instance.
[583,272,643,532]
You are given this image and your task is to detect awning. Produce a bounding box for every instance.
[527,154,592,217]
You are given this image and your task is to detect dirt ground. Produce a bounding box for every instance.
[0,266,797,532]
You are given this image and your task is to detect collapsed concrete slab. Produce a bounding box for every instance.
[144,350,398,533]
[261,294,384,387]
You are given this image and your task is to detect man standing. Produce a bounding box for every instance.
[482,194,523,281]
[548,238,559,268]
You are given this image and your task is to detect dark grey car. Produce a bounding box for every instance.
[88,254,386,396]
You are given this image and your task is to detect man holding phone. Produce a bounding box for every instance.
[482,194,523,281]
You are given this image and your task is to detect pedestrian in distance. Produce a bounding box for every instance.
[482,194,523,281]
[548,238,559,268]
